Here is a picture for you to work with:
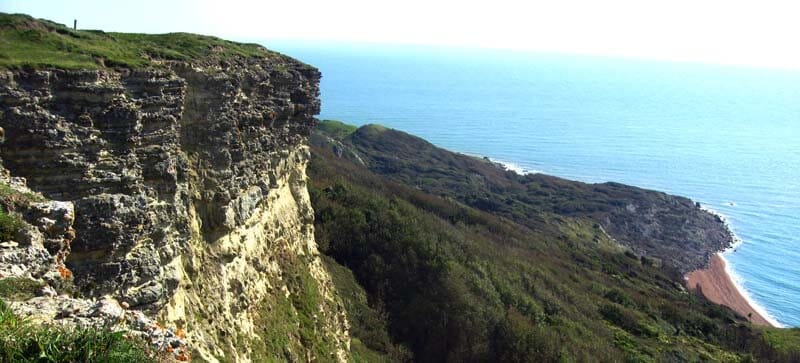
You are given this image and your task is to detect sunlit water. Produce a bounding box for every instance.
[269,41,800,327]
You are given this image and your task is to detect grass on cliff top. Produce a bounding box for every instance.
[0,299,156,362]
[0,12,272,69]
[316,120,358,140]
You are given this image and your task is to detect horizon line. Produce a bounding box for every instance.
[249,37,800,73]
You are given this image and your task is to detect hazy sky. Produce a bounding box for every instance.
[2,0,799,70]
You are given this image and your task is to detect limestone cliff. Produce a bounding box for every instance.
[0,52,349,361]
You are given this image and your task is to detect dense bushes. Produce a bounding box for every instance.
[310,121,800,362]
[312,181,475,361]
[329,122,731,272]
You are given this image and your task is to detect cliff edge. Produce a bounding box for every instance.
[0,13,349,362]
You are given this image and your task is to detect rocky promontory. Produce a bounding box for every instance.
[0,13,348,362]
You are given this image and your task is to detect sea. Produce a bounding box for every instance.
[268,41,800,327]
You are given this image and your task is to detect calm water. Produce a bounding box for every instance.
[270,42,800,327]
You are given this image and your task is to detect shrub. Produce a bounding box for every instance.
[604,288,635,308]
[600,304,656,337]
[0,208,23,242]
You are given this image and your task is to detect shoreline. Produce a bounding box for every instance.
[489,158,541,175]
[717,252,784,327]
[480,155,784,327]
[685,254,774,326]
[693,207,783,327]
[463,153,543,176]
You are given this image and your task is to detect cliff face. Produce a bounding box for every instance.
[0,56,349,361]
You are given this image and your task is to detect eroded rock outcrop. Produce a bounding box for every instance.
[0,55,349,361]
[0,173,74,292]
[0,168,191,359]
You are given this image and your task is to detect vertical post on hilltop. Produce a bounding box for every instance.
[73,20,77,30]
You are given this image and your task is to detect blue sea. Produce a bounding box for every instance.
[270,42,800,327]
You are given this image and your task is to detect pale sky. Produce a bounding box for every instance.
[2,0,799,70]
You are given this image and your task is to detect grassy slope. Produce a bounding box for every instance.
[311,120,800,362]
[0,13,272,69]
[322,122,731,274]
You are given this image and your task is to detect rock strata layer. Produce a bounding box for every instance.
[1,55,349,362]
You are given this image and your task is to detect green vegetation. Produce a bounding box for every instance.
[322,121,730,273]
[310,121,800,362]
[761,328,800,359]
[0,184,143,361]
[0,208,22,242]
[250,254,341,362]
[0,182,42,243]
[0,13,272,69]
[0,278,44,301]
[0,299,155,362]
[316,120,358,140]
[0,184,44,205]
[322,256,409,362]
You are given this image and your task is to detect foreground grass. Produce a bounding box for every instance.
[0,299,155,362]
[0,13,271,69]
